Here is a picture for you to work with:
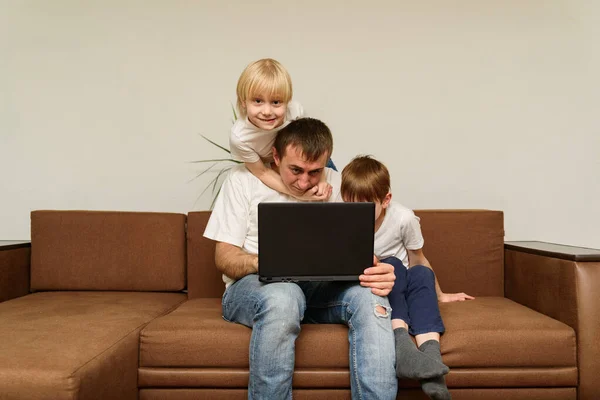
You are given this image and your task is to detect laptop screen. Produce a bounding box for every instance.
[258,202,375,282]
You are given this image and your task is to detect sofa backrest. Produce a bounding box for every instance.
[187,209,505,299]
[415,210,504,297]
[187,211,221,298]
[31,210,187,292]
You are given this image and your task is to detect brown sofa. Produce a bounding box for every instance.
[1,209,598,400]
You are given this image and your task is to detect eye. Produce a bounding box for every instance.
[291,168,301,175]
[272,100,282,105]
[309,169,322,177]
[253,98,263,104]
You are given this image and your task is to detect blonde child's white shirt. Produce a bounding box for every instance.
[229,101,305,164]
[374,201,425,268]
[204,163,342,288]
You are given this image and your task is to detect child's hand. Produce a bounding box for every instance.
[315,181,332,199]
[438,292,475,302]
[298,182,332,201]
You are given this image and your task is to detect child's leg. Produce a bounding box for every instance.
[405,265,451,399]
[420,341,452,400]
[381,257,449,380]
[406,265,445,341]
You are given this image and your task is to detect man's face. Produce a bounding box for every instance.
[244,93,287,131]
[273,145,329,197]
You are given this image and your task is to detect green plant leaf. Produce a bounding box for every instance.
[200,134,231,154]
[230,103,238,124]
[188,162,219,183]
[188,158,238,163]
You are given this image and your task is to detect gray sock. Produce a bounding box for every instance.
[419,340,452,400]
[394,328,449,380]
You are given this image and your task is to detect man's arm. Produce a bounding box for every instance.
[215,242,258,281]
[407,248,474,302]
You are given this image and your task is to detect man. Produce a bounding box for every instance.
[204,117,397,399]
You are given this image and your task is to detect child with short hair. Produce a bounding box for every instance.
[231,58,333,200]
[341,155,474,400]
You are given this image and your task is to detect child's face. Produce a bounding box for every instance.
[343,193,392,226]
[244,92,287,131]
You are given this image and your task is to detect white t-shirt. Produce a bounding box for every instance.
[204,163,342,287]
[229,101,304,164]
[374,201,424,268]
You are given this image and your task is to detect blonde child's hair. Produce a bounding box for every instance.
[236,58,293,118]
[341,155,391,202]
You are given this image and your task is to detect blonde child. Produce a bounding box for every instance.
[231,58,334,200]
[341,155,474,400]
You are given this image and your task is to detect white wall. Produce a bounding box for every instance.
[1,0,599,248]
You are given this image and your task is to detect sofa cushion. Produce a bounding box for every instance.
[31,210,186,291]
[139,297,575,370]
[0,291,186,400]
[439,297,576,367]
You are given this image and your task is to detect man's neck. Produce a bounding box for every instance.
[270,162,279,175]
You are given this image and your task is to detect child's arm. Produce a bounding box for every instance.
[407,248,475,302]
[245,160,329,201]
[314,170,333,199]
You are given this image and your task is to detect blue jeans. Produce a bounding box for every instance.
[222,274,397,400]
[382,257,445,336]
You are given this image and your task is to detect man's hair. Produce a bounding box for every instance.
[236,58,293,118]
[273,118,333,162]
[341,155,391,202]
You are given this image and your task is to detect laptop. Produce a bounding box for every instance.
[258,202,375,282]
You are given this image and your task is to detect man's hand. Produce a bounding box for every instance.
[438,292,475,302]
[359,255,395,297]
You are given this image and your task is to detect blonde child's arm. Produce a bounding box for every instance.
[245,160,330,201]
[407,248,475,302]
[314,170,333,200]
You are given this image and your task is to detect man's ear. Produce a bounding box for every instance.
[382,192,392,208]
[272,147,281,166]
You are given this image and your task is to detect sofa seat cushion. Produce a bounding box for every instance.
[440,296,576,368]
[140,296,576,370]
[0,291,186,400]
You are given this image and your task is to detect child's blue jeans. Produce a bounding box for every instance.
[381,256,445,336]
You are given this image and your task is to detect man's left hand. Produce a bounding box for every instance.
[359,258,395,297]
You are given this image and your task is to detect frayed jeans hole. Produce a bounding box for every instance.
[374,304,391,318]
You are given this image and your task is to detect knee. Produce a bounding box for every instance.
[381,256,405,270]
[347,285,391,318]
[409,265,435,283]
[259,283,306,321]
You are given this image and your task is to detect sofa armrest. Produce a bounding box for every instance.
[0,241,31,303]
[505,241,600,400]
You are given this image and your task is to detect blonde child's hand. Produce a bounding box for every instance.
[315,181,332,199]
[439,292,475,302]
[298,182,332,202]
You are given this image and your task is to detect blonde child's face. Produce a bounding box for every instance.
[244,92,287,131]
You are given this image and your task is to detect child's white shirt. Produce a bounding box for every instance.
[229,101,304,164]
[374,201,425,268]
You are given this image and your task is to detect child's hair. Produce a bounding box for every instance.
[236,58,293,118]
[274,118,333,162]
[341,155,391,202]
